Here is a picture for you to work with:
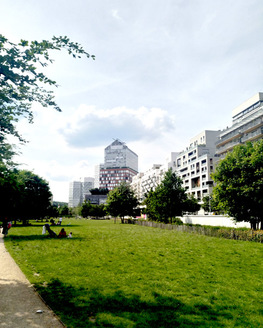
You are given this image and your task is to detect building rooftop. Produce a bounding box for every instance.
[232,92,263,120]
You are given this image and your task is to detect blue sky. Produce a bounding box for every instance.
[2,0,263,201]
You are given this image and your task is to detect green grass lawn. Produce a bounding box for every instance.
[4,219,263,328]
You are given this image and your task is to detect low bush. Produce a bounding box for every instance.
[171,217,183,225]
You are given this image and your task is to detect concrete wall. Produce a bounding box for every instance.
[180,215,250,228]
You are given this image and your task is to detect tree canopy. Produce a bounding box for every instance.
[17,170,52,222]
[201,195,223,215]
[0,34,94,164]
[144,169,199,223]
[81,201,106,218]
[0,164,20,219]
[0,166,52,224]
[90,188,109,195]
[212,140,263,229]
[106,182,139,223]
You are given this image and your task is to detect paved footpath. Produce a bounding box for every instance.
[0,233,65,328]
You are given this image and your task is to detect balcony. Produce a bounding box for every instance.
[216,130,242,147]
[216,139,242,155]
[241,128,263,143]
[217,106,263,143]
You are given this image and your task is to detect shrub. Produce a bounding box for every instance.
[171,217,183,225]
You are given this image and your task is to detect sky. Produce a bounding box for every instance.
[1,0,263,202]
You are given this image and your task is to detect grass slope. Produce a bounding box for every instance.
[4,219,263,328]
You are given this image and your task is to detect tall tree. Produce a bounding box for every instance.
[16,170,52,223]
[81,201,93,218]
[106,182,139,223]
[0,34,94,163]
[184,194,201,214]
[144,169,191,223]
[212,140,263,229]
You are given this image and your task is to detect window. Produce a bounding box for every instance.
[177,158,181,167]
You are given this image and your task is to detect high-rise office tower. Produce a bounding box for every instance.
[99,139,138,190]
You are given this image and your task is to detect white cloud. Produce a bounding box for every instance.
[111,9,122,21]
[59,105,176,148]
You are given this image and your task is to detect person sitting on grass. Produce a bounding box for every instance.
[68,232,72,238]
[50,218,56,226]
[44,224,57,238]
[2,218,10,237]
[58,228,67,238]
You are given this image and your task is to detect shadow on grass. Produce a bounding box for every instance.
[12,224,79,228]
[7,235,83,241]
[35,279,237,328]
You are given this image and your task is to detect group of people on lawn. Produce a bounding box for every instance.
[1,217,72,239]
[43,220,72,239]
[49,217,62,226]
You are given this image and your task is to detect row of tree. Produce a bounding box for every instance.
[78,169,200,224]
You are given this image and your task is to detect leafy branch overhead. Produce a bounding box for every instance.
[0,34,94,160]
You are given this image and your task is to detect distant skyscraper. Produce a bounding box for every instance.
[68,177,94,207]
[83,177,94,197]
[99,139,138,190]
[68,181,83,207]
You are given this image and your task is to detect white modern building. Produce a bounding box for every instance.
[174,130,220,200]
[68,181,83,208]
[216,92,263,157]
[131,164,163,201]
[131,132,220,202]
[68,177,94,207]
[131,152,178,201]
